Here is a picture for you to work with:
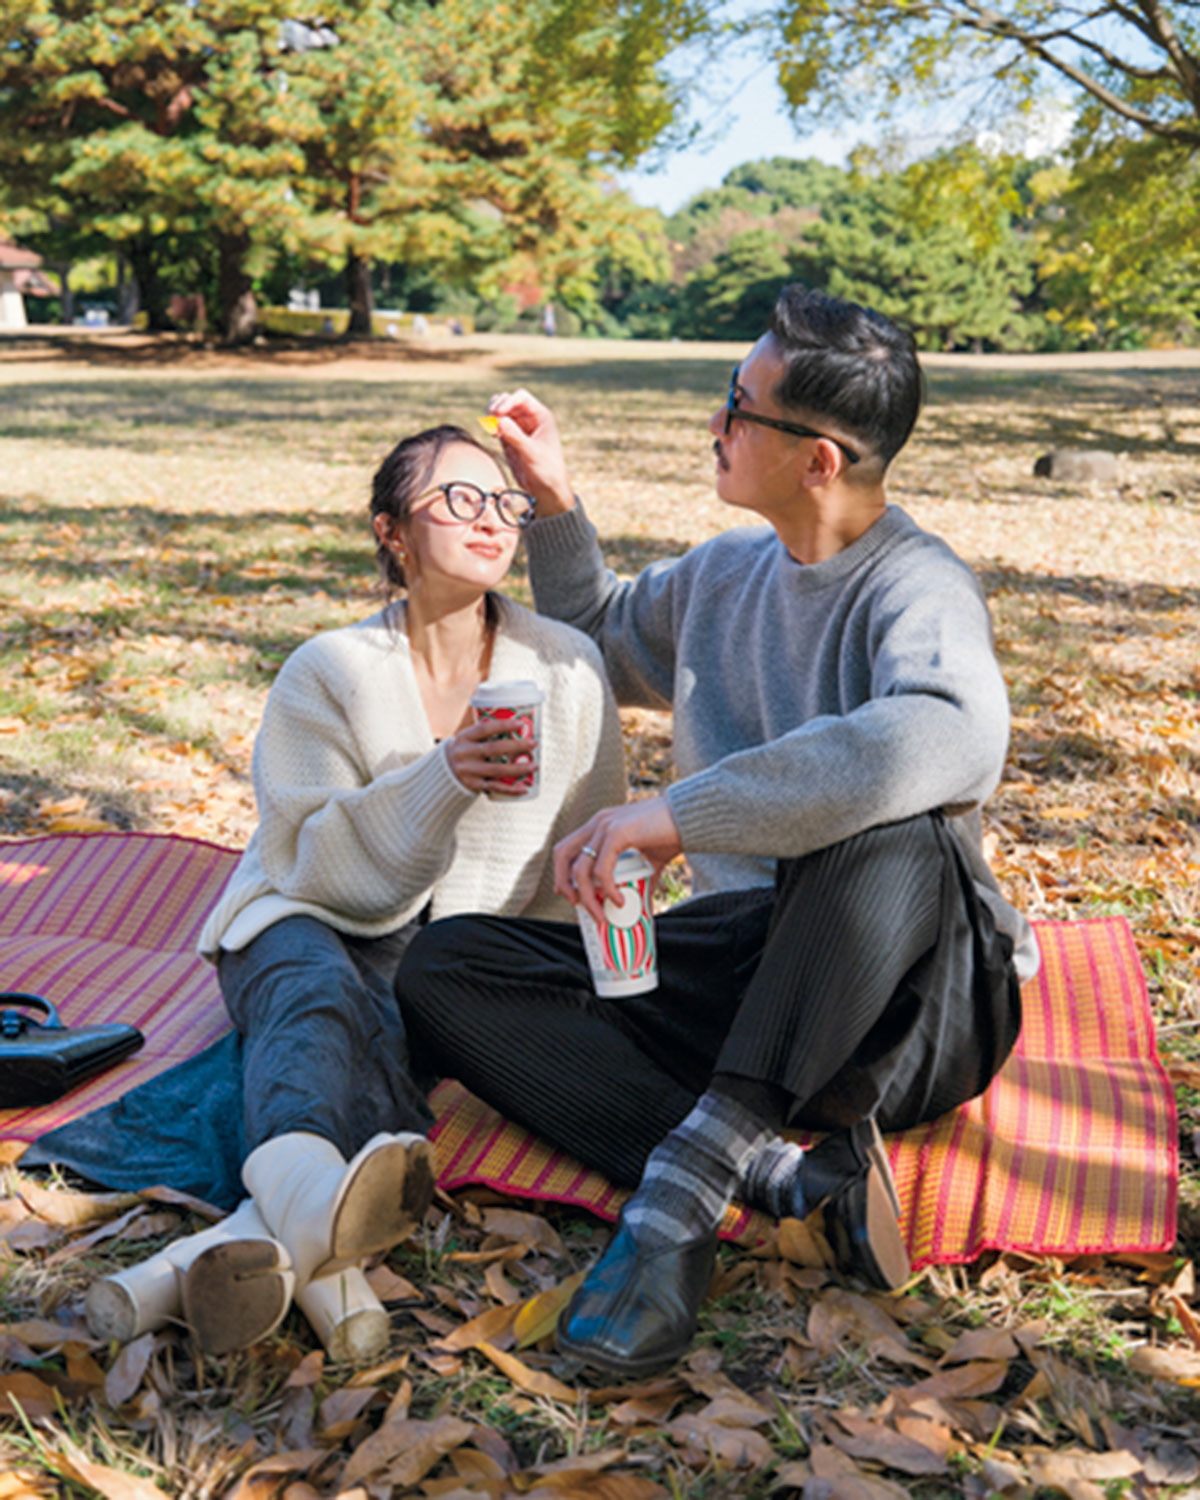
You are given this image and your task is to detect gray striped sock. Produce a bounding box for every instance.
[622,1088,774,1250]
[741,1136,808,1220]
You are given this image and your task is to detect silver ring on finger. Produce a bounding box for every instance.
[581,845,599,860]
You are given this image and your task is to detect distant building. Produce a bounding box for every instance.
[0,242,53,329]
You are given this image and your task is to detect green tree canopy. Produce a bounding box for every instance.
[0,0,713,337]
[767,0,1200,150]
[0,1,322,334]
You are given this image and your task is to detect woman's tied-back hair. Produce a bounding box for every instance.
[767,284,923,470]
[370,424,492,592]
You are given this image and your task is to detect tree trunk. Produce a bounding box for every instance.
[55,264,74,325]
[116,253,139,325]
[218,232,257,344]
[346,250,374,336]
[127,236,173,331]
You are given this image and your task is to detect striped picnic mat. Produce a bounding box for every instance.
[0,833,1177,1268]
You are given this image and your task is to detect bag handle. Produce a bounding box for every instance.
[0,993,65,1038]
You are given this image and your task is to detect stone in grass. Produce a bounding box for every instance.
[1033,449,1119,483]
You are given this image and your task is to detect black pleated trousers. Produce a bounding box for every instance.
[396,813,1022,1188]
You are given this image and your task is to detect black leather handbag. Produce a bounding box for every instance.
[0,993,144,1107]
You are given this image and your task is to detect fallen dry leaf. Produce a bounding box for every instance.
[529,1472,667,1498]
[1163,1058,1200,1091]
[283,1349,325,1388]
[692,1395,772,1428]
[776,1214,834,1269]
[341,1414,475,1489]
[449,1446,509,1485]
[666,1412,775,1470]
[480,1207,566,1256]
[0,1371,59,1420]
[901,1360,1010,1402]
[939,1327,1020,1365]
[0,1472,50,1500]
[474,1340,580,1403]
[363,1263,421,1302]
[65,1346,107,1390]
[823,1410,949,1476]
[484,1260,523,1306]
[3,1220,62,1254]
[1,1319,94,1351]
[808,1439,912,1499]
[435,1301,520,1353]
[607,1391,684,1427]
[317,1384,377,1440]
[1023,1446,1143,1492]
[808,1287,932,1369]
[446,1238,534,1266]
[1129,1344,1200,1385]
[44,1205,156,1265]
[513,1270,586,1349]
[347,1352,410,1388]
[1158,1290,1200,1351]
[15,1180,142,1230]
[223,1450,327,1500]
[44,1435,166,1500]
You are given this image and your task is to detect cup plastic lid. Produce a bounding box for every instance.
[613,848,654,880]
[470,679,545,708]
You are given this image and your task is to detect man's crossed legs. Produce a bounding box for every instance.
[398,812,1021,1376]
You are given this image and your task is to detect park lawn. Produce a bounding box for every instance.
[0,331,1198,1497]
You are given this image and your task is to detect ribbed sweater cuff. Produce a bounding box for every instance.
[665,771,747,856]
[359,742,476,868]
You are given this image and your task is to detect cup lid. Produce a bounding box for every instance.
[470,679,545,708]
[613,848,654,881]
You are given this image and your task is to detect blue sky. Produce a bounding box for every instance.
[616,40,1074,217]
[616,53,870,216]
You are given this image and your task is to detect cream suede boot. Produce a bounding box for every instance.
[242,1130,435,1288]
[86,1197,294,1353]
[297,1265,391,1366]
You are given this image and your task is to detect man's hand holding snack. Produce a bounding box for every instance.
[485,389,575,516]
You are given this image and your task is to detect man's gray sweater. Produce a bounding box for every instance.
[525,500,1038,979]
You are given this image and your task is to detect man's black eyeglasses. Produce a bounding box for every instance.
[419,481,536,529]
[724,367,861,465]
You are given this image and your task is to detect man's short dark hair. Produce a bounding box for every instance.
[767,284,922,468]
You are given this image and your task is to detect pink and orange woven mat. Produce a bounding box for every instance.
[0,833,1178,1271]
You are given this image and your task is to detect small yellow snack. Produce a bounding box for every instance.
[478,414,500,435]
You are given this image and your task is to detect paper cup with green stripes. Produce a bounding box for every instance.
[576,848,658,997]
[470,680,543,800]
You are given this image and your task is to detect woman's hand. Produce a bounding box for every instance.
[553,796,683,923]
[444,718,539,797]
[486,388,575,515]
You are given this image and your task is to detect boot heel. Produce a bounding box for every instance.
[183,1238,295,1355]
[297,1266,390,1365]
[330,1134,436,1262]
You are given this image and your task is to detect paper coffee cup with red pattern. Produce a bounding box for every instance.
[576,848,659,997]
[470,680,544,801]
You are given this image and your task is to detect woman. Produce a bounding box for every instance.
[85,425,626,1363]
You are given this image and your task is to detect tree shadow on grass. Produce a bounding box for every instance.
[601,533,697,573]
[0,769,147,836]
[979,564,1200,614]
[0,379,459,457]
[0,330,491,369]
[922,367,1200,460]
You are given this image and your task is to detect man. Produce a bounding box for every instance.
[398,283,1038,1378]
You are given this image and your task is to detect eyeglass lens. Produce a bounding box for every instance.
[442,482,533,528]
[724,367,739,436]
